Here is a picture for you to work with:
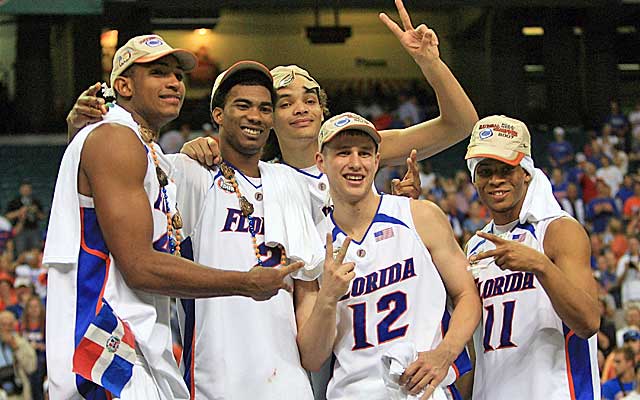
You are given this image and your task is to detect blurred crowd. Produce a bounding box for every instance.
[1,95,640,399]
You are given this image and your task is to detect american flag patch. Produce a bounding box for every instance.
[512,233,526,242]
[374,227,394,242]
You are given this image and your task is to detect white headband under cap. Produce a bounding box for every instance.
[467,156,535,183]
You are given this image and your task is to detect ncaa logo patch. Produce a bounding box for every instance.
[479,129,493,140]
[334,117,351,128]
[143,36,164,47]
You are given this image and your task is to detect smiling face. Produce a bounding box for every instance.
[473,158,531,225]
[317,131,379,205]
[115,55,186,130]
[274,76,324,145]
[213,84,274,157]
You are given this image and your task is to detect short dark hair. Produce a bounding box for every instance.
[210,70,277,112]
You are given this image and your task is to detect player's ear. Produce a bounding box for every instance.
[113,75,133,98]
[212,107,224,126]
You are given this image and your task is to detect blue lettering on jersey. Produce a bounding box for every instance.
[476,271,536,300]
[340,258,417,301]
[221,208,265,235]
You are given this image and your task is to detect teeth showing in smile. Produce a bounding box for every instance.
[492,191,506,196]
[345,175,363,181]
[242,127,261,135]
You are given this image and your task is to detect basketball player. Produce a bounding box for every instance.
[170,61,326,399]
[44,36,302,400]
[294,112,481,400]
[68,0,478,214]
[464,115,600,399]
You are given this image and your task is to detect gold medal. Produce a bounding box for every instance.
[156,166,169,187]
[172,211,183,230]
[239,196,254,216]
[220,162,234,180]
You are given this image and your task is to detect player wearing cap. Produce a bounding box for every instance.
[294,112,480,400]
[44,36,301,400]
[262,0,477,214]
[172,60,326,400]
[68,0,477,211]
[464,115,600,399]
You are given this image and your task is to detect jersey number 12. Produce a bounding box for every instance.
[350,291,408,350]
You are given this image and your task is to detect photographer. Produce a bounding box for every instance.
[0,311,35,399]
[4,182,44,256]
[617,237,640,306]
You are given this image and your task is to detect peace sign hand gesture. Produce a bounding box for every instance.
[469,231,549,274]
[319,234,356,302]
[379,0,440,66]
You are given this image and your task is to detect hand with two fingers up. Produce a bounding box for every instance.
[319,234,356,303]
[469,231,552,273]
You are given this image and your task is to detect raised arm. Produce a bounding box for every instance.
[403,200,481,398]
[378,0,478,166]
[81,124,302,301]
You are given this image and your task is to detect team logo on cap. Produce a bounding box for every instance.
[116,49,132,68]
[334,116,351,128]
[479,129,493,140]
[141,36,164,47]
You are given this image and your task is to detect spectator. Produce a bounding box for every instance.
[616,237,640,306]
[597,156,624,196]
[617,307,640,348]
[6,279,33,320]
[0,275,15,313]
[551,167,569,201]
[560,182,586,225]
[622,364,640,399]
[547,126,574,168]
[158,122,192,154]
[587,180,619,234]
[463,200,487,235]
[417,160,436,198]
[0,311,36,399]
[618,175,637,210]
[615,144,629,175]
[602,346,637,399]
[21,296,45,400]
[624,182,640,220]
[0,214,13,259]
[598,124,620,160]
[598,297,617,357]
[609,218,629,259]
[606,100,630,140]
[580,162,599,205]
[396,91,421,126]
[4,181,44,256]
[567,152,588,184]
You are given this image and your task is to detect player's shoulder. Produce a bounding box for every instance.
[408,198,447,222]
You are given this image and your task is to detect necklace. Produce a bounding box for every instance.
[219,161,286,267]
[140,126,183,256]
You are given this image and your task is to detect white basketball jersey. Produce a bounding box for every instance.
[45,105,189,400]
[466,217,600,400]
[317,195,447,400]
[283,163,331,224]
[172,156,313,400]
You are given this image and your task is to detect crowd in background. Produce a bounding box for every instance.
[1,92,640,399]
